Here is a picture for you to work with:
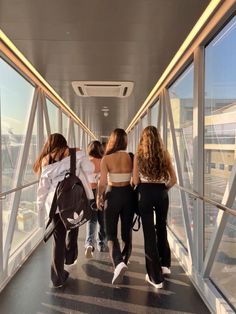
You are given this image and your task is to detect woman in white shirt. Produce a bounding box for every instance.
[97,128,134,285]
[84,140,107,258]
[33,133,94,288]
[133,126,177,289]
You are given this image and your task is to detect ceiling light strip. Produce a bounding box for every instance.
[126,0,223,133]
[0,30,96,139]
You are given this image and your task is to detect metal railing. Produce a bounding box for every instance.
[177,184,236,217]
[0,180,39,199]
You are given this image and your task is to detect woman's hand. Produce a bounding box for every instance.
[96,194,104,211]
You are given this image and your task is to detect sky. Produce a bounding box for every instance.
[169,16,236,100]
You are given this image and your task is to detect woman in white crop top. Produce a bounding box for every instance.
[34,133,94,288]
[97,128,135,285]
[133,126,177,288]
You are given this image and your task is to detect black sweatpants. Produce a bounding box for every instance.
[51,214,79,286]
[104,185,134,268]
[138,183,170,284]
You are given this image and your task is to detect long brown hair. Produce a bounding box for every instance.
[105,128,127,155]
[137,126,170,181]
[87,140,103,159]
[33,133,68,174]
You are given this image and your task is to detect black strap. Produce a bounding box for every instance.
[44,220,59,242]
[132,215,141,232]
[69,148,76,175]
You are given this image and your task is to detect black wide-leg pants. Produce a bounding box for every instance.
[138,183,170,284]
[51,214,79,286]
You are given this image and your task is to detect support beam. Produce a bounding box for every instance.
[193,47,204,272]
[41,92,51,137]
[3,87,39,270]
[164,88,194,262]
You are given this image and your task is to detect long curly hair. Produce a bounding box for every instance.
[137,126,169,181]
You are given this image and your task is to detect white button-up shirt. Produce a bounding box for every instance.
[36,150,94,216]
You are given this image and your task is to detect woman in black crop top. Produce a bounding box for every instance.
[133,126,177,288]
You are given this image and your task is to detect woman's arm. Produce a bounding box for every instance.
[79,153,94,200]
[36,173,51,227]
[166,151,177,189]
[132,154,140,186]
[96,156,108,209]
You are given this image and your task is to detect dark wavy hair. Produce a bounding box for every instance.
[87,140,103,159]
[105,128,127,155]
[33,133,68,174]
[137,126,170,181]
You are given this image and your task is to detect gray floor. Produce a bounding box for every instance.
[0,225,210,314]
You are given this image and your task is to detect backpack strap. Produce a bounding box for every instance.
[69,148,76,175]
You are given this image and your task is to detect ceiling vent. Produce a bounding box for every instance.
[72,81,134,98]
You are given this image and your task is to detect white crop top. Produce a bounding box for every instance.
[108,172,132,183]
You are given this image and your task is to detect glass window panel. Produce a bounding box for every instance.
[205,203,220,250]
[46,98,59,133]
[0,58,35,192]
[135,125,138,145]
[128,129,134,153]
[151,101,159,127]
[210,215,236,309]
[133,128,136,153]
[43,111,48,143]
[2,184,38,251]
[2,193,14,246]
[70,121,75,147]
[10,184,38,255]
[168,186,188,249]
[138,120,142,140]
[204,16,236,203]
[167,120,191,248]
[142,114,148,129]
[62,112,69,139]
[22,109,38,184]
[75,124,80,147]
[80,130,84,149]
[169,64,194,190]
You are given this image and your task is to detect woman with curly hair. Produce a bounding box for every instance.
[133,126,177,288]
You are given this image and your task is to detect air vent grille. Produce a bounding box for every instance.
[72,81,134,98]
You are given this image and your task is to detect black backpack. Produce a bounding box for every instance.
[44,148,93,242]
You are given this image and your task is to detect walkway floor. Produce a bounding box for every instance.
[0,225,210,314]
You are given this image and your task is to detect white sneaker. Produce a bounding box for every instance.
[64,259,77,270]
[161,266,171,275]
[112,262,128,285]
[145,274,163,289]
[85,246,93,258]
